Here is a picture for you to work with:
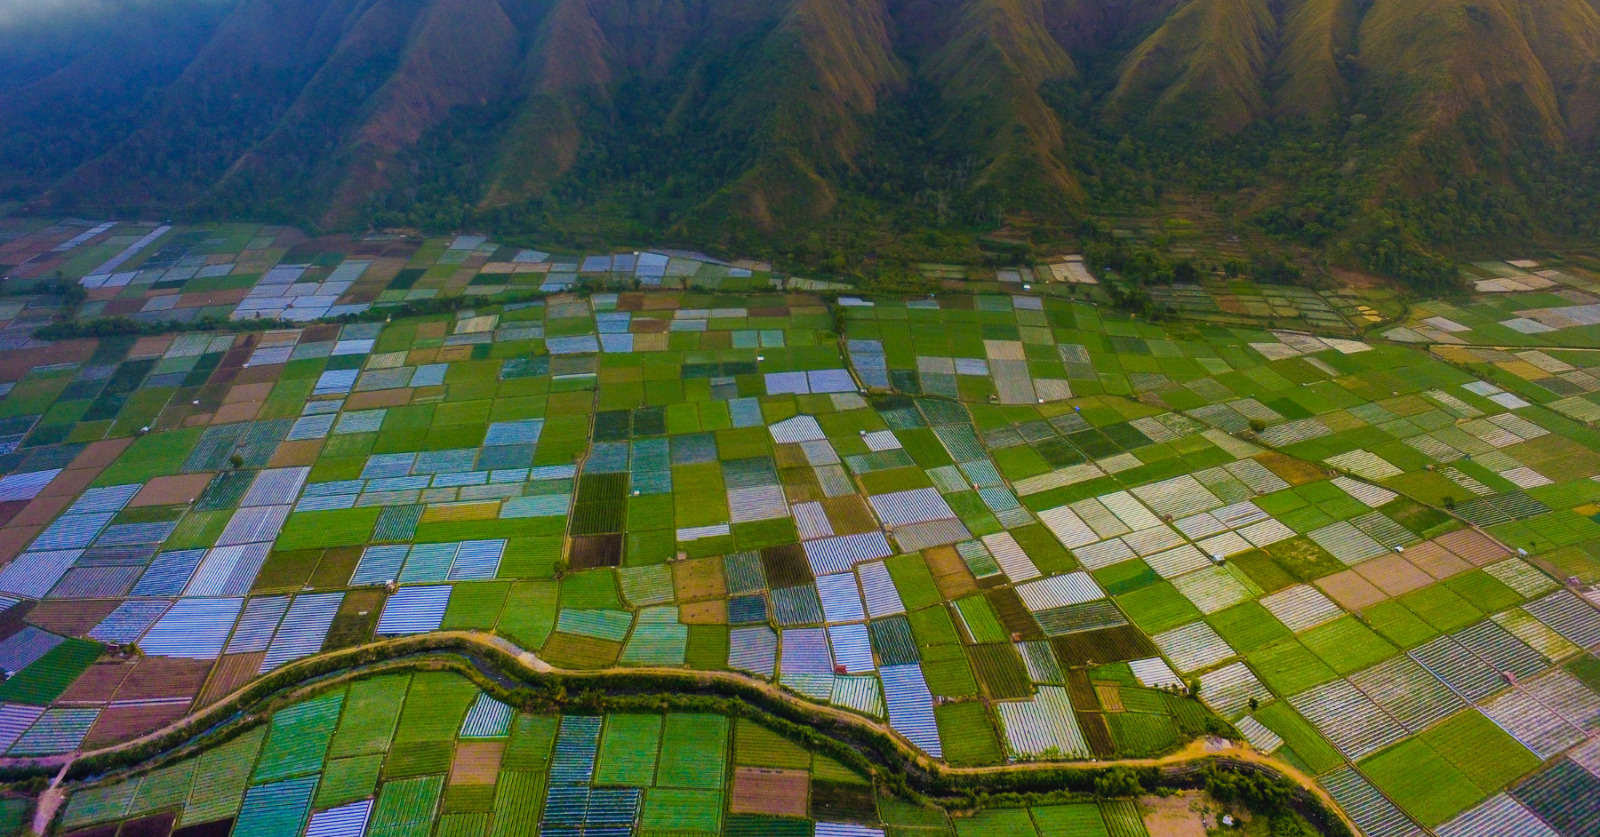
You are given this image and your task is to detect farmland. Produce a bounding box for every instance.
[1,219,1600,835]
[56,668,1214,837]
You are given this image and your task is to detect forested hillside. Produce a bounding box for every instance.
[4,0,1600,286]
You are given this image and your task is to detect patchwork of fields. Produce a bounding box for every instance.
[54,670,1173,837]
[6,219,1600,835]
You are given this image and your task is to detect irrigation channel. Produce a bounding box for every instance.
[7,631,1357,836]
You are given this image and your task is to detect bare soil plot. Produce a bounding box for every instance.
[1353,554,1434,597]
[730,767,809,817]
[85,702,190,748]
[197,653,267,707]
[59,661,135,703]
[1402,541,1471,580]
[673,557,726,601]
[449,741,504,785]
[1315,570,1387,611]
[1140,793,1211,837]
[1435,529,1509,566]
[130,473,214,507]
[27,600,120,636]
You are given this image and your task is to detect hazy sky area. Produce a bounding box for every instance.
[0,0,106,27]
[0,0,206,27]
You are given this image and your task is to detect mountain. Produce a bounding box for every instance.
[2,0,1599,283]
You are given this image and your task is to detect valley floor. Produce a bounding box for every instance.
[2,218,1600,836]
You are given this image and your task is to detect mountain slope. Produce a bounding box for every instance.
[923,0,1082,207]
[684,0,907,236]
[1,0,1599,277]
[1105,0,1277,131]
[1269,0,1358,119]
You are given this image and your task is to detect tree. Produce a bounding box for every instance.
[1204,766,1293,814]
[1094,767,1143,798]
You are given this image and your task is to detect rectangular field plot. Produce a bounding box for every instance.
[1359,737,1487,827]
[1289,679,1408,760]
[1321,766,1426,837]
[1438,794,1561,837]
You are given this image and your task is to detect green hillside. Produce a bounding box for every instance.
[3,0,1600,285]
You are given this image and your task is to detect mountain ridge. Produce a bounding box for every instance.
[3,0,1599,286]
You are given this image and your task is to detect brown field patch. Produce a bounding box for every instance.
[779,468,822,504]
[114,656,211,702]
[131,473,214,507]
[680,599,727,625]
[1400,541,1469,580]
[985,587,1044,640]
[40,469,99,502]
[117,812,178,837]
[27,600,118,637]
[309,547,364,589]
[924,546,978,600]
[15,493,75,526]
[1435,529,1509,566]
[540,633,622,669]
[1078,711,1116,757]
[233,364,285,385]
[210,402,261,425]
[1066,669,1098,709]
[268,439,323,468]
[85,701,190,748]
[1095,682,1125,712]
[1315,570,1387,611]
[346,388,413,410]
[197,653,266,707]
[1354,553,1433,597]
[1050,626,1156,666]
[673,556,726,601]
[59,661,135,704]
[0,526,40,564]
[1255,452,1324,486]
[323,590,384,651]
[224,382,274,404]
[569,535,622,570]
[450,741,505,785]
[130,335,175,358]
[810,779,876,823]
[180,288,249,307]
[411,321,447,341]
[1140,793,1210,837]
[773,444,809,469]
[821,495,876,536]
[730,767,809,817]
[760,545,811,589]
[0,602,32,647]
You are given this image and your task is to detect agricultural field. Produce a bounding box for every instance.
[53,669,1221,837]
[4,219,1600,835]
